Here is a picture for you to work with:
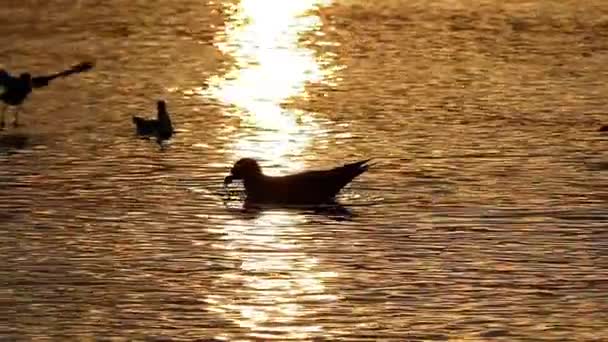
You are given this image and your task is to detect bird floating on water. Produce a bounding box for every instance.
[600,125,608,132]
[224,158,373,205]
[0,61,94,128]
[132,100,174,146]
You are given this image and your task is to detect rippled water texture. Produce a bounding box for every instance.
[1,0,607,340]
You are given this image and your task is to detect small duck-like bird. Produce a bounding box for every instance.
[600,125,608,132]
[224,158,373,205]
[132,100,174,145]
[0,61,94,128]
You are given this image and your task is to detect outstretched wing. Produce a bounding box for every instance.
[31,61,95,88]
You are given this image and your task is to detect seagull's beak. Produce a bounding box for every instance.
[224,175,234,186]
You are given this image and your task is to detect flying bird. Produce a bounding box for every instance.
[224,158,372,205]
[0,61,94,128]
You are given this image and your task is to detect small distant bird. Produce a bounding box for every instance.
[224,158,373,205]
[132,100,174,146]
[600,125,608,132]
[0,61,94,128]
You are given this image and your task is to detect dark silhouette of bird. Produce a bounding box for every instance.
[132,100,174,146]
[600,125,608,132]
[0,61,94,128]
[224,158,373,205]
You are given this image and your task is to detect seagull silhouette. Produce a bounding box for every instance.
[132,100,174,146]
[0,61,94,128]
[224,158,373,205]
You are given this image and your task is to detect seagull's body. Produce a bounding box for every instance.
[0,72,32,106]
[132,100,174,145]
[224,158,372,205]
[0,62,94,128]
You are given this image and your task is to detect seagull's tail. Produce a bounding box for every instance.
[347,158,375,172]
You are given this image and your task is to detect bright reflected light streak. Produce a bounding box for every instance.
[203,0,333,174]
[202,1,341,339]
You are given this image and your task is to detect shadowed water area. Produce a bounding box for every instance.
[1,0,607,340]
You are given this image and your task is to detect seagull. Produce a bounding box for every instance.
[224,158,373,205]
[0,61,94,128]
[132,100,174,146]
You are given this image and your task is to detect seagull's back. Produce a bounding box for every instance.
[244,159,371,204]
[132,116,158,135]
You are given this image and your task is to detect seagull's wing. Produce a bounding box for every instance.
[31,61,94,88]
[280,159,373,200]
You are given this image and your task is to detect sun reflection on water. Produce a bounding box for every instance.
[204,0,333,174]
[202,0,338,339]
[207,210,339,340]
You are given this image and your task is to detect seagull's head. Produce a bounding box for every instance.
[157,100,166,113]
[224,158,262,185]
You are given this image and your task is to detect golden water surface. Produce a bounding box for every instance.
[1,0,607,340]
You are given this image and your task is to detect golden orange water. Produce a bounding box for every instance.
[3,0,608,340]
